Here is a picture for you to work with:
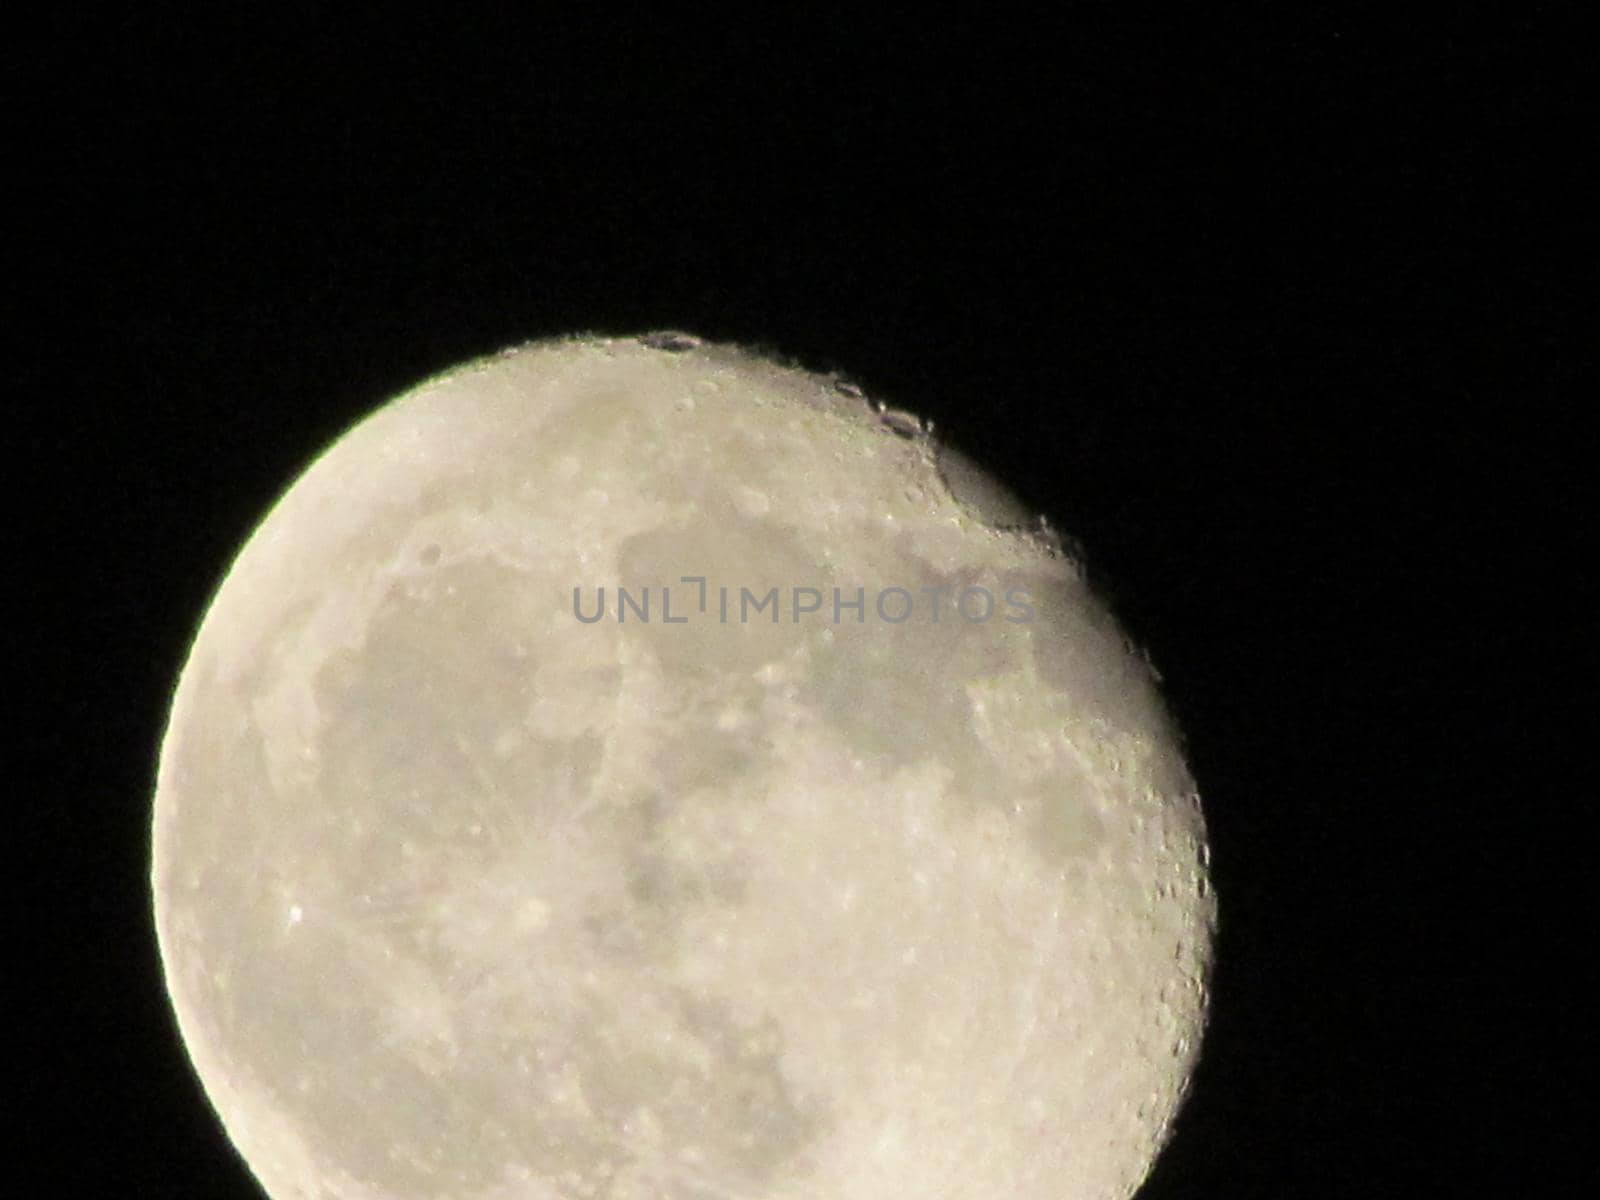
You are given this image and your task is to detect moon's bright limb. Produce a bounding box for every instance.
[152,334,1215,1200]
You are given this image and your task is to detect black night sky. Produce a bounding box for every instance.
[18,7,1586,1197]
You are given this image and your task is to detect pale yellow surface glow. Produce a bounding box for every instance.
[152,333,1215,1200]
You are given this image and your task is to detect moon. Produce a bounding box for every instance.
[152,333,1215,1200]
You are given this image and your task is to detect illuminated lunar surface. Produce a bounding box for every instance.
[151,333,1216,1200]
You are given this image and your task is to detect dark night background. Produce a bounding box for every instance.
[17,6,1587,1197]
